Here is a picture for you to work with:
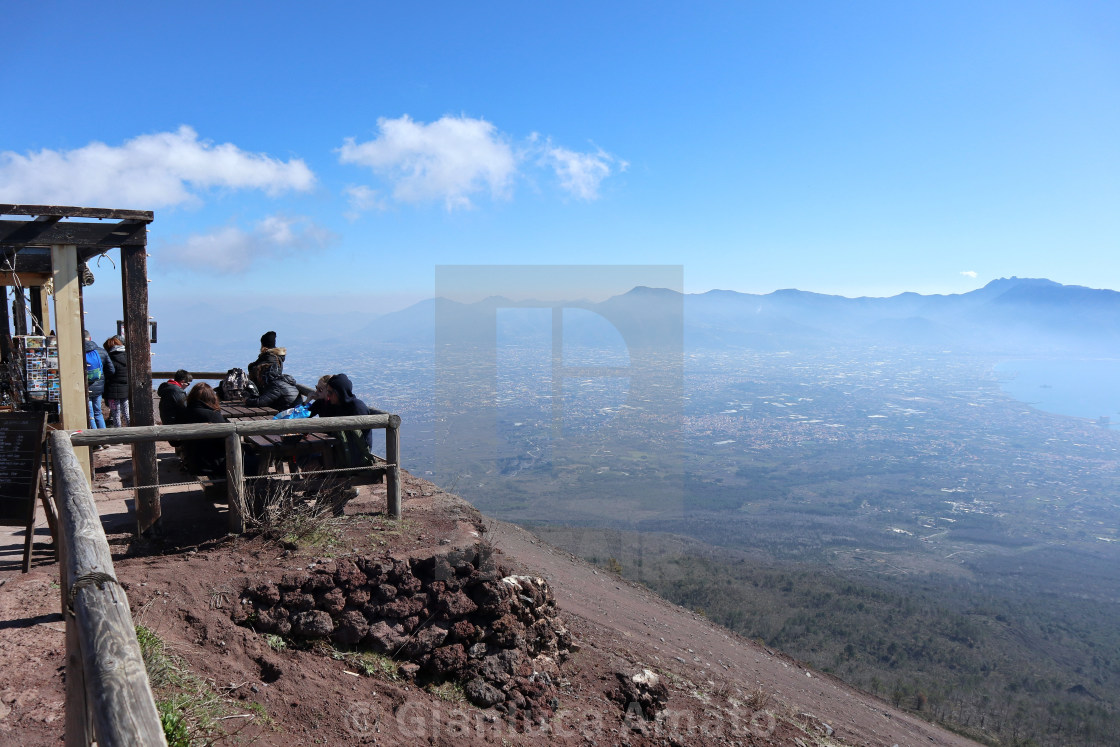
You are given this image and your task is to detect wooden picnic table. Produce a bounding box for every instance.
[219,403,337,477]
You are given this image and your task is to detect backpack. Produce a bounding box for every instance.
[84,348,104,383]
[217,367,256,401]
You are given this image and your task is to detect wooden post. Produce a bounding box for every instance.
[0,287,10,362]
[386,415,401,519]
[12,286,28,336]
[225,432,245,533]
[51,245,89,480]
[51,431,166,746]
[29,286,49,335]
[120,244,159,534]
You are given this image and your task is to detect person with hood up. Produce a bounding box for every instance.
[83,330,114,429]
[307,373,374,445]
[245,363,303,410]
[306,373,379,514]
[309,373,382,461]
[103,335,129,427]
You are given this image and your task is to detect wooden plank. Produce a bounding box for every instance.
[0,272,53,287]
[69,414,398,445]
[51,244,89,478]
[50,431,166,746]
[386,423,401,519]
[121,245,158,534]
[0,220,148,248]
[0,205,153,221]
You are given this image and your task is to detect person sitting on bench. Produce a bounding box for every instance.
[181,383,229,476]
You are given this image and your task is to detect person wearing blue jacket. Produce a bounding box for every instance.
[82,330,114,429]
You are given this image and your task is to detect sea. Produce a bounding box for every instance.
[995,359,1120,428]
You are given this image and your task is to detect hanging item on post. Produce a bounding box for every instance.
[78,260,94,287]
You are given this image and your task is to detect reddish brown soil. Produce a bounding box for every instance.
[0,442,977,746]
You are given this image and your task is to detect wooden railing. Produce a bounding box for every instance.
[50,430,167,746]
[68,414,402,531]
[151,371,228,380]
[49,414,402,744]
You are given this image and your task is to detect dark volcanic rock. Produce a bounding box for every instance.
[316,587,346,615]
[400,623,449,659]
[465,678,505,708]
[332,610,370,645]
[436,590,478,618]
[366,620,407,653]
[250,582,281,606]
[291,610,334,638]
[428,644,468,676]
[281,591,315,611]
[334,559,365,590]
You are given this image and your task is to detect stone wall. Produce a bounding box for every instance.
[232,545,577,720]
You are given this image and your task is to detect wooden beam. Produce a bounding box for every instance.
[0,205,153,222]
[121,245,158,534]
[0,246,52,273]
[1,220,147,249]
[51,244,90,480]
[0,272,53,287]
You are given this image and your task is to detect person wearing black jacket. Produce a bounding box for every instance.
[308,373,376,453]
[246,364,303,411]
[180,383,228,476]
[248,330,286,383]
[158,370,192,426]
[103,336,129,427]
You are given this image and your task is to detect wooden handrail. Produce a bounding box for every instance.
[49,430,167,746]
[150,371,228,380]
[67,414,403,529]
[68,413,401,444]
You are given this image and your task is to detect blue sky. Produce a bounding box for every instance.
[2,1,1118,316]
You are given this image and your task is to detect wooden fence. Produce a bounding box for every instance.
[50,414,402,744]
[50,430,167,746]
[68,414,402,531]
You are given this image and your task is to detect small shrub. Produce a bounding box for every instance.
[427,681,466,703]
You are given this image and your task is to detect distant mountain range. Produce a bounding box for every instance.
[352,277,1120,356]
[108,277,1120,366]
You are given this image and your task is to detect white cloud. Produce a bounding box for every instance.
[542,144,627,200]
[0,126,315,208]
[344,184,388,217]
[160,214,336,273]
[960,270,978,278]
[339,115,624,209]
[339,115,516,210]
